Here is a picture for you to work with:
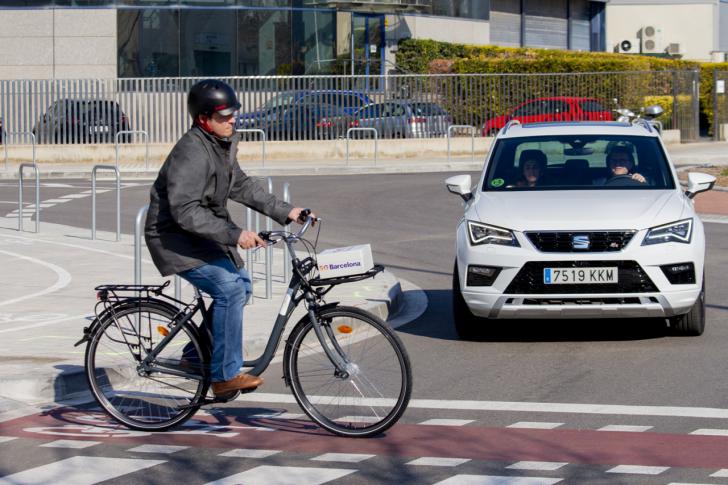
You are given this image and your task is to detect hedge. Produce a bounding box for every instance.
[699,63,728,136]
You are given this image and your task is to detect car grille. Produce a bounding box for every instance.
[525,231,636,252]
[504,260,658,294]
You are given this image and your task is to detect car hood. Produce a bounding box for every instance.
[470,189,691,231]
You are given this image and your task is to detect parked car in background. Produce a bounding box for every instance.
[33,99,130,144]
[482,96,613,136]
[243,103,352,141]
[238,89,370,130]
[0,117,3,144]
[352,100,452,138]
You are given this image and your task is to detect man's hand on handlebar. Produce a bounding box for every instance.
[237,230,266,249]
[287,207,317,225]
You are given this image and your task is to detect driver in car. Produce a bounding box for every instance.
[595,146,646,184]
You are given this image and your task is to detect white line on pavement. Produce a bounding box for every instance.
[243,392,728,419]
[0,250,72,308]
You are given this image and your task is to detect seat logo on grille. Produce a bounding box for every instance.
[572,234,590,250]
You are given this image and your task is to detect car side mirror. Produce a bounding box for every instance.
[445,174,473,202]
[685,172,716,199]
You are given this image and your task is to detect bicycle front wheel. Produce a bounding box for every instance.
[285,306,412,437]
[85,301,209,431]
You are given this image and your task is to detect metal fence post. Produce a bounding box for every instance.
[2,129,7,171]
[692,69,700,142]
[115,130,150,171]
[134,205,149,285]
[346,127,378,165]
[91,164,121,241]
[18,163,39,233]
[235,128,267,167]
[714,69,720,141]
[447,125,476,163]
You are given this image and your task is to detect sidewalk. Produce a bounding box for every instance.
[0,216,416,415]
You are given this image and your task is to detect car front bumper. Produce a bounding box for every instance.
[456,223,705,319]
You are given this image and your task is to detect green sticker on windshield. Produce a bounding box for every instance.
[491,178,505,187]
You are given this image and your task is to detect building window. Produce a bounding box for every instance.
[118,9,180,77]
[431,0,489,20]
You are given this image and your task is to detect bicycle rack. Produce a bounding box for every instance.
[447,125,476,163]
[235,129,267,167]
[245,206,255,305]
[115,130,150,171]
[283,182,291,283]
[346,127,378,165]
[4,131,37,170]
[265,177,273,299]
[91,164,121,241]
[134,205,149,285]
[18,163,40,233]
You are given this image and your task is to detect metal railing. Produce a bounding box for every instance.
[18,163,39,233]
[91,164,121,241]
[4,131,36,169]
[447,125,476,162]
[235,128,267,167]
[0,71,703,146]
[346,127,378,165]
[115,130,149,170]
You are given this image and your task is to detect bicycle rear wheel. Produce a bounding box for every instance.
[285,306,412,437]
[85,301,209,431]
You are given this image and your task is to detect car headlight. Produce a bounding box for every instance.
[467,221,520,247]
[642,218,693,245]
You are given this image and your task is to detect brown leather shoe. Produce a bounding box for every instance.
[211,373,263,396]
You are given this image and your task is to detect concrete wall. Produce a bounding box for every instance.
[0,8,116,80]
[606,2,717,61]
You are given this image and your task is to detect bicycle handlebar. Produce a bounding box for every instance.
[259,209,319,245]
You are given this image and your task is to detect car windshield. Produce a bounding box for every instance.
[262,93,296,110]
[483,135,675,191]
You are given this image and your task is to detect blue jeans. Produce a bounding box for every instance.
[178,258,252,382]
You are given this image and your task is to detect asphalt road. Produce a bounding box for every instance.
[2,173,728,484]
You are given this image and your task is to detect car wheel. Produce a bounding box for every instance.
[669,275,705,336]
[452,261,484,340]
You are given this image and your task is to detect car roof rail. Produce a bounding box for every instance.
[633,118,654,133]
[502,119,521,135]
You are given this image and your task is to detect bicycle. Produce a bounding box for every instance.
[76,214,412,438]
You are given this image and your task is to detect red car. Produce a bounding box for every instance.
[482,96,613,136]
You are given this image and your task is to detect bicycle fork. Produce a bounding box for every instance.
[306,304,352,379]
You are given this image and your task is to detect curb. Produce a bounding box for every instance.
[0,269,406,407]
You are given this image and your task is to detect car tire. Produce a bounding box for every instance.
[452,261,484,340]
[669,275,705,336]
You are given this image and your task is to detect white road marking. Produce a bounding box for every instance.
[59,194,91,199]
[506,461,568,471]
[41,199,72,204]
[711,469,728,477]
[419,418,474,426]
[0,437,17,443]
[0,456,165,485]
[249,412,304,420]
[40,440,100,449]
[203,465,355,485]
[690,429,728,436]
[311,453,375,463]
[218,449,281,458]
[434,475,562,485]
[335,416,380,423]
[507,422,563,430]
[0,250,72,308]
[598,425,653,432]
[407,457,470,467]
[606,465,668,475]
[128,444,188,454]
[243,393,728,419]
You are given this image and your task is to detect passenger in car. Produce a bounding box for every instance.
[594,146,647,184]
[515,149,547,187]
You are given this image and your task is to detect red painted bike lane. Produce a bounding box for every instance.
[3,408,728,470]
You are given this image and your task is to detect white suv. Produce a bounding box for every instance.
[446,121,716,339]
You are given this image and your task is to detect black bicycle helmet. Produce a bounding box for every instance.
[187,79,241,120]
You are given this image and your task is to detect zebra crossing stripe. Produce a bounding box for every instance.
[0,456,165,485]
[433,475,562,485]
[203,465,356,485]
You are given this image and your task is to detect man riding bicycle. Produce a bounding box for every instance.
[145,79,311,397]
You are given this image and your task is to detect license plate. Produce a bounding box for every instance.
[92,125,110,133]
[543,267,618,284]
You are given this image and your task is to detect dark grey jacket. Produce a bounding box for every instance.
[144,126,293,276]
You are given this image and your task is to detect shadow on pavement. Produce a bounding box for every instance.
[397,289,672,343]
